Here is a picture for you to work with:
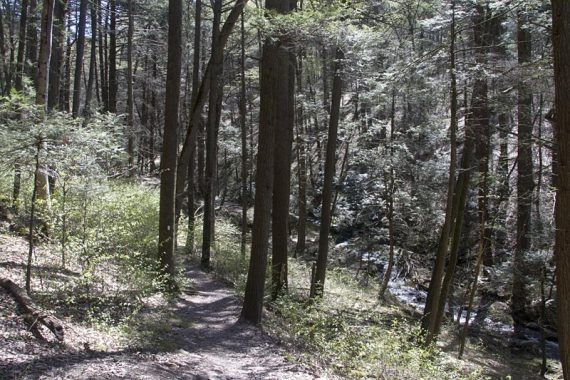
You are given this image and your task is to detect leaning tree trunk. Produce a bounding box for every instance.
[174,0,249,224]
[421,0,457,339]
[311,48,344,298]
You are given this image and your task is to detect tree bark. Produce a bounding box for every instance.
[47,0,67,111]
[185,0,202,256]
[126,0,135,173]
[108,0,117,113]
[512,9,534,335]
[239,8,248,258]
[241,0,288,324]
[311,48,344,298]
[421,0,457,341]
[551,1,570,376]
[72,0,88,118]
[295,56,307,257]
[26,0,38,85]
[98,0,108,112]
[271,0,296,300]
[14,0,29,92]
[36,0,54,112]
[201,0,224,270]
[157,0,183,288]
[83,0,97,119]
[1,278,64,341]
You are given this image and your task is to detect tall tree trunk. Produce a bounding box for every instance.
[36,0,54,112]
[157,0,183,289]
[108,0,117,113]
[12,0,31,212]
[271,0,296,300]
[239,8,248,258]
[422,0,458,341]
[126,0,135,173]
[295,56,307,257]
[512,9,534,335]
[241,0,288,324]
[61,24,71,112]
[0,6,8,94]
[15,0,29,92]
[72,0,88,118]
[31,0,55,244]
[431,111,475,338]
[311,48,344,298]
[430,6,489,337]
[551,1,570,376]
[379,88,397,299]
[83,0,97,119]
[186,0,202,256]
[98,0,107,112]
[201,0,223,270]
[26,0,38,85]
[47,0,67,111]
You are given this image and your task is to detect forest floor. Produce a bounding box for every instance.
[0,228,562,379]
[0,234,321,380]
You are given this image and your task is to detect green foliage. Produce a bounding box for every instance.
[53,181,163,294]
[267,263,484,379]
[189,216,249,293]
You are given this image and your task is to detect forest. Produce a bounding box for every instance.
[0,0,569,378]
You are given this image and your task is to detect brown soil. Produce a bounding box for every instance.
[0,235,320,380]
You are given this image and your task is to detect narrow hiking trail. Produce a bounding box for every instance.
[0,242,320,380]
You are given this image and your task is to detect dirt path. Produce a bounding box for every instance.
[1,264,319,379]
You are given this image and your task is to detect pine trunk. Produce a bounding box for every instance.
[551,1,570,376]
[311,48,344,298]
[157,0,183,288]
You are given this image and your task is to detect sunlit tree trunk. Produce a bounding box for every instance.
[47,0,67,112]
[72,0,88,118]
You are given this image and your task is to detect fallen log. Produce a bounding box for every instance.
[0,278,64,341]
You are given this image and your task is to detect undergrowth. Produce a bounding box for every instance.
[264,260,484,380]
